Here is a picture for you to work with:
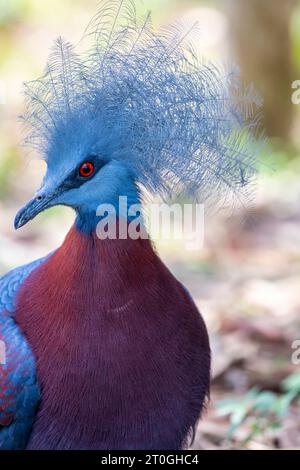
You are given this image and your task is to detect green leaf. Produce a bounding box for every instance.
[253,391,278,412]
[216,398,242,417]
[272,391,296,418]
[282,373,300,395]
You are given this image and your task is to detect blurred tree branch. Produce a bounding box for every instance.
[227,0,295,141]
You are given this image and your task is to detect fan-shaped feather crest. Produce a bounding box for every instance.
[22,0,262,206]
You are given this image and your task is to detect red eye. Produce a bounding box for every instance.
[79,162,94,177]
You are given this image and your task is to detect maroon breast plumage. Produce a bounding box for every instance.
[15,226,210,450]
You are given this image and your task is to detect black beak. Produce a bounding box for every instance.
[14,193,55,229]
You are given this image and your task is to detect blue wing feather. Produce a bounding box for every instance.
[0,257,47,449]
[0,257,46,314]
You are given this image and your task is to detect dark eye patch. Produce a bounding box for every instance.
[59,156,108,192]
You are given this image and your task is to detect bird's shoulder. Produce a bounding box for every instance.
[0,255,50,315]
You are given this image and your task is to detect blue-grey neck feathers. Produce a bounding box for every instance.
[22,0,262,208]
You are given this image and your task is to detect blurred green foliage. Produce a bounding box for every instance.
[291,3,300,73]
[217,372,300,446]
[0,0,29,28]
[0,149,18,199]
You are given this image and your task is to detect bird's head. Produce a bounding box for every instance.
[14,3,259,233]
[14,116,137,232]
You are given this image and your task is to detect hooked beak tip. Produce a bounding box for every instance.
[14,194,50,230]
[14,211,27,230]
[14,203,33,229]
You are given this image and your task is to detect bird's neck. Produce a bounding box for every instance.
[75,182,141,235]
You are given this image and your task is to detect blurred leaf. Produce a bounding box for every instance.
[231,405,248,425]
[259,140,298,173]
[282,372,300,395]
[272,391,296,418]
[217,388,259,418]
[216,383,296,443]
[216,398,242,417]
[253,391,277,412]
[0,0,29,27]
[0,151,18,197]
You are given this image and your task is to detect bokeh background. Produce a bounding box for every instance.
[0,0,300,449]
